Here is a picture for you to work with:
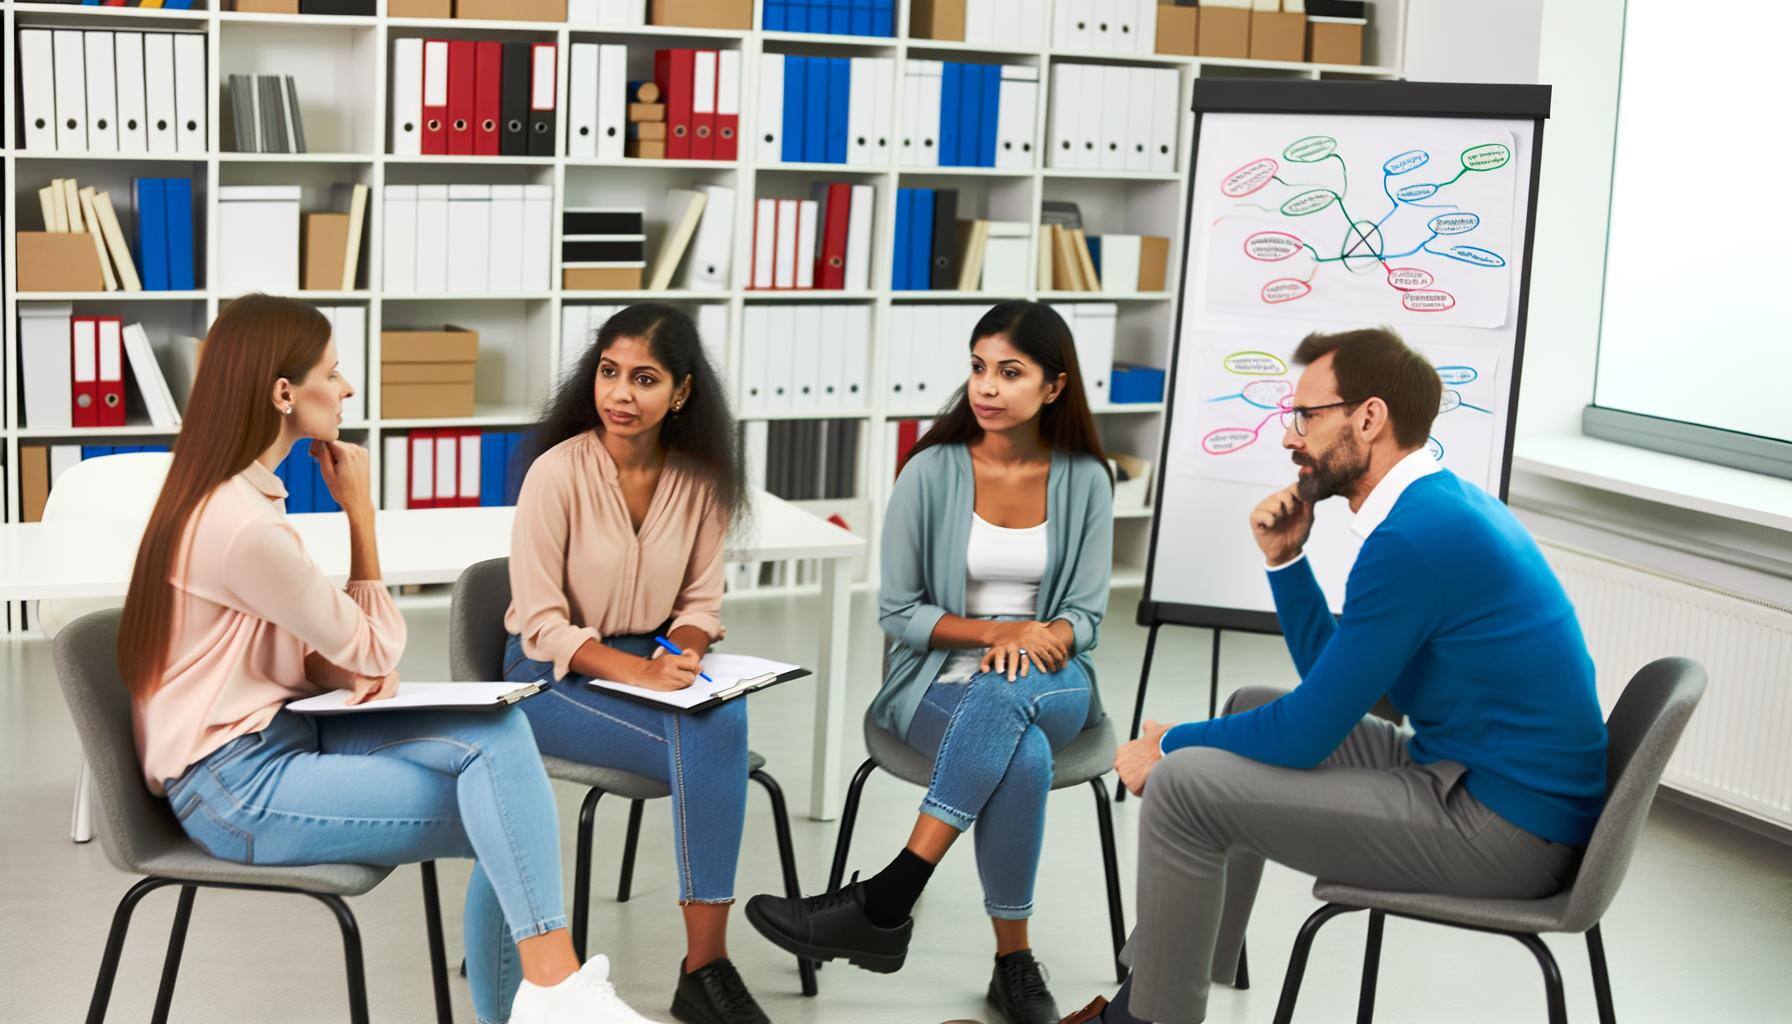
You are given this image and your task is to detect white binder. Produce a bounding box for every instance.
[597,44,628,160]
[697,304,729,396]
[1080,65,1110,170]
[19,304,74,430]
[1132,0,1159,54]
[1150,68,1179,173]
[53,30,87,151]
[382,185,418,293]
[410,435,435,507]
[391,38,423,156]
[847,58,875,166]
[774,199,799,289]
[996,65,1039,169]
[1048,63,1078,169]
[383,435,409,510]
[83,32,119,153]
[762,305,796,413]
[143,33,177,155]
[716,49,741,160]
[843,184,874,292]
[489,185,525,292]
[414,185,450,293]
[755,54,784,163]
[172,33,205,154]
[817,305,848,411]
[1067,303,1116,408]
[1099,66,1129,171]
[568,0,599,23]
[434,434,458,504]
[982,221,1031,293]
[20,30,57,151]
[521,185,554,291]
[567,43,600,157]
[791,307,822,412]
[870,58,895,165]
[739,306,768,415]
[795,200,819,290]
[1125,67,1154,172]
[682,184,735,292]
[843,305,872,408]
[446,185,492,293]
[561,305,591,374]
[459,435,482,504]
[1099,234,1141,294]
[114,33,148,154]
[916,60,942,168]
[906,304,941,403]
[752,198,777,289]
[966,0,996,44]
[692,50,717,152]
[1059,0,1094,50]
[886,305,914,406]
[331,306,368,423]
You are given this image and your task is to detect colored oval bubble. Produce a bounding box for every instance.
[1283,135,1339,163]
[1241,379,1293,409]
[1402,289,1457,313]
[1395,183,1439,202]
[1281,189,1337,216]
[1383,149,1431,175]
[1386,267,1434,290]
[1426,436,1446,461]
[1262,278,1313,304]
[1244,231,1304,261]
[1436,365,1479,385]
[1440,390,1463,413]
[1203,428,1258,455]
[1443,244,1506,267]
[1461,142,1511,171]
[1224,351,1289,376]
[1428,212,1481,235]
[1221,158,1279,197]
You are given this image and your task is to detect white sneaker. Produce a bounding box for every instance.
[508,954,660,1024]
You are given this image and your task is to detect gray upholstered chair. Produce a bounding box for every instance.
[51,608,453,1024]
[1271,656,1708,1024]
[825,701,1132,985]
[447,557,814,995]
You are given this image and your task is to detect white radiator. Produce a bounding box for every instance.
[1542,543,1792,830]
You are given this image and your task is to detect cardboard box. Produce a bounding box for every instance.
[230,0,300,11]
[1137,236,1169,292]
[381,327,478,419]
[1308,18,1366,65]
[1156,3,1199,56]
[626,139,666,158]
[388,0,451,16]
[456,0,564,21]
[1250,11,1306,62]
[563,266,644,290]
[910,0,966,40]
[1198,7,1252,58]
[302,213,350,291]
[628,102,666,122]
[20,446,50,524]
[650,0,753,30]
[632,122,667,140]
[16,232,106,291]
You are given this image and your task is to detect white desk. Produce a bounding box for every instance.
[0,491,866,820]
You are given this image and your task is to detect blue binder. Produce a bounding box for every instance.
[133,179,169,291]
[978,65,1001,167]
[826,59,849,164]
[163,178,196,291]
[782,55,806,162]
[764,1,788,31]
[960,65,985,168]
[939,63,963,167]
[851,0,874,36]
[804,58,829,162]
[795,0,819,32]
[873,0,894,36]
[910,188,934,290]
[829,0,852,34]
[893,189,912,291]
[81,446,112,460]
[504,434,528,504]
[480,432,504,507]
[285,441,315,513]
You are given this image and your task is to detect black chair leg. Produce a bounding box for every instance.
[825,759,877,893]
[751,768,819,997]
[420,862,454,1024]
[616,799,646,903]
[1587,924,1616,1024]
[1272,903,1359,1024]
[1510,932,1568,1024]
[1117,624,1163,805]
[1235,939,1250,990]
[308,892,372,1024]
[88,876,177,1024]
[573,787,604,962]
[1089,777,1128,984]
[1356,909,1385,1024]
[148,885,196,1024]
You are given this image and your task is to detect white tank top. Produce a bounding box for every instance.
[937,512,1049,683]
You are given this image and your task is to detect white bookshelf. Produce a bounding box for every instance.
[2,0,1406,615]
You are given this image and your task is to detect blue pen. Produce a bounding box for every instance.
[653,635,714,683]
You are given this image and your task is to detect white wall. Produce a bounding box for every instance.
[1401,0,1544,84]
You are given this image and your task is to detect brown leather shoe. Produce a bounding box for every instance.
[1059,995,1109,1024]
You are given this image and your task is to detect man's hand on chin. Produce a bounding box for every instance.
[1115,719,1173,796]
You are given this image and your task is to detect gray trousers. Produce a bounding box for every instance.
[1128,686,1579,1024]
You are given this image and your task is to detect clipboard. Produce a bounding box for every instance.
[582,653,812,715]
[288,681,544,715]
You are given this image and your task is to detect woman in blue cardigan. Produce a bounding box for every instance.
[747,301,1114,1024]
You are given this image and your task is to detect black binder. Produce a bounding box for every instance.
[930,188,960,289]
[500,42,532,157]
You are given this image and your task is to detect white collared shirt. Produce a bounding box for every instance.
[1267,447,1440,571]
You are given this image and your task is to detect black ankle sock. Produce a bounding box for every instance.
[1102,976,1151,1024]
[859,848,934,928]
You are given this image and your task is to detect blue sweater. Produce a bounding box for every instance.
[1161,471,1608,845]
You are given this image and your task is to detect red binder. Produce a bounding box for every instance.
[447,40,476,156]
[818,183,851,290]
[422,39,449,155]
[655,49,695,160]
[71,317,99,428]
[474,41,503,156]
[690,50,717,161]
[715,51,740,161]
[97,317,126,427]
[894,420,921,478]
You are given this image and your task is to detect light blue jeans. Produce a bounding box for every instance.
[503,632,749,904]
[167,707,565,1024]
[904,659,1092,919]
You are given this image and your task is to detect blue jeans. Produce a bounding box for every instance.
[503,632,748,904]
[167,707,563,1024]
[904,660,1092,919]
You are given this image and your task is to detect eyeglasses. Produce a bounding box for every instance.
[1278,398,1366,436]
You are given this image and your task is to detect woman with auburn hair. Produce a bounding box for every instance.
[118,294,653,1024]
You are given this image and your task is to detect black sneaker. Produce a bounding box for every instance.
[744,873,913,974]
[987,949,1062,1024]
[670,958,769,1024]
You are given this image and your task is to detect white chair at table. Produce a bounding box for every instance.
[37,452,173,843]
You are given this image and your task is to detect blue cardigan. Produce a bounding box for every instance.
[874,443,1114,738]
[1162,471,1609,846]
